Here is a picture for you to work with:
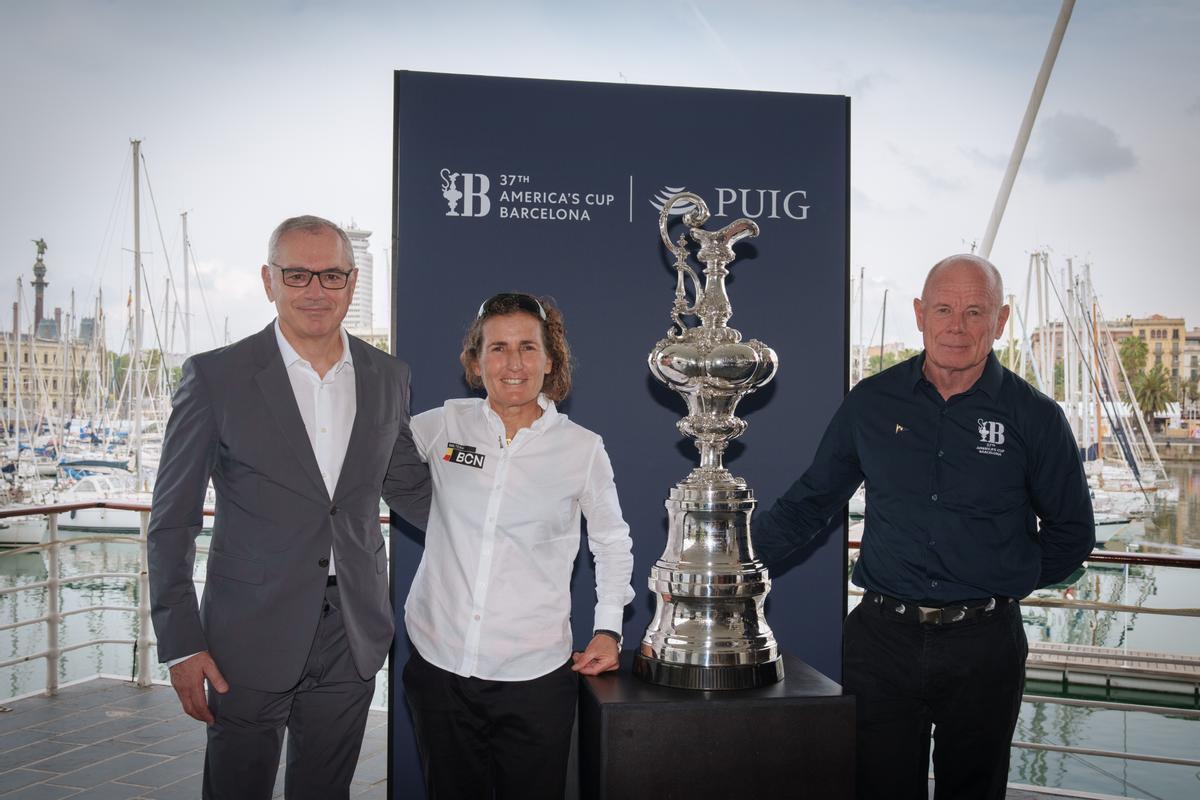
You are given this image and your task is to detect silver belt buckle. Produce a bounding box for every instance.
[917,606,942,624]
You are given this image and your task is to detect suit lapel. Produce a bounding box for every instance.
[252,324,330,502]
[333,335,377,503]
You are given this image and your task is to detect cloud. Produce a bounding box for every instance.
[1026,112,1136,181]
[962,147,1008,170]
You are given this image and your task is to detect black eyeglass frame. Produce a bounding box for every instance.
[476,293,547,321]
[270,263,355,290]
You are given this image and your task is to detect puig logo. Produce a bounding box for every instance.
[650,183,809,220]
[649,186,697,215]
[440,168,491,218]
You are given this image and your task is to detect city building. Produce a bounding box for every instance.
[1131,314,1187,387]
[344,222,373,334]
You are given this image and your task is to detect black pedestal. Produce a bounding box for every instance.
[579,652,855,800]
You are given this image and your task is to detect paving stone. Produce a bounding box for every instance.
[0,781,82,799]
[3,739,83,771]
[54,782,144,800]
[50,753,166,790]
[31,708,134,736]
[25,741,128,774]
[136,770,203,800]
[110,716,198,748]
[132,730,204,758]
[0,769,57,795]
[0,728,57,756]
[116,754,200,789]
[49,716,158,746]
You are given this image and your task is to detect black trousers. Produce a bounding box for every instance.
[402,650,579,800]
[203,585,375,800]
[843,595,1027,800]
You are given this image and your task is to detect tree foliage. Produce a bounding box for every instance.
[1133,364,1175,424]
[1118,336,1147,377]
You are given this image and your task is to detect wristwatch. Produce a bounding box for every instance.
[594,629,623,647]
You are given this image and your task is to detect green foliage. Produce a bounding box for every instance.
[1118,336,1147,377]
[1133,364,1175,424]
[864,348,920,377]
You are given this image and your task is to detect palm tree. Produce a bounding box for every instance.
[1117,336,1148,400]
[1134,365,1175,430]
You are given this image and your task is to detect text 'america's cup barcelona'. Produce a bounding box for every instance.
[633,191,784,690]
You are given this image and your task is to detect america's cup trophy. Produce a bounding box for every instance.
[633,191,784,690]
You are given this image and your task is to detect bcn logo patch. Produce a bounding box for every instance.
[443,442,485,469]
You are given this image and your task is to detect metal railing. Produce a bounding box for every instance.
[846,537,1200,771]
[4,501,1200,777]
[0,500,392,698]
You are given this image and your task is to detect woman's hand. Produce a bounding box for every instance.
[570,634,620,675]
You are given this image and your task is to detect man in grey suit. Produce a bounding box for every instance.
[148,215,430,799]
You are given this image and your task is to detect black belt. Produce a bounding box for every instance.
[865,591,1010,625]
[326,575,338,587]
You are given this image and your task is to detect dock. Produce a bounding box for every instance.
[0,678,1128,800]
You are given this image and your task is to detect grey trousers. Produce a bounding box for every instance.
[203,584,376,800]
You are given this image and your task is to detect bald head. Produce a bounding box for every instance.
[922,254,1004,308]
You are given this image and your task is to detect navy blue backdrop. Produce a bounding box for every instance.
[389,71,849,794]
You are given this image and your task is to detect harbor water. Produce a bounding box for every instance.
[2,464,1199,798]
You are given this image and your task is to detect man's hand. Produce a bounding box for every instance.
[571,634,620,676]
[168,651,229,724]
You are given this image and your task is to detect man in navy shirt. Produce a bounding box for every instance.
[755,254,1094,800]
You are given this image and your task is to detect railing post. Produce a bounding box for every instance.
[136,509,152,687]
[46,513,60,696]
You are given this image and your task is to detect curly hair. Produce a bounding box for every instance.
[459,294,573,403]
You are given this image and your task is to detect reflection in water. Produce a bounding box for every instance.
[0,533,389,708]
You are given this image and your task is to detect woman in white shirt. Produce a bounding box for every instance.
[402,292,635,799]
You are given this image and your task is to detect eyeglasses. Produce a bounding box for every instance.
[271,264,353,290]
[476,293,547,321]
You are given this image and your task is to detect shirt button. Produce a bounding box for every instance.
[931,580,938,588]
[321,427,328,433]
[319,557,329,568]
[931,494,938,502]
[330,506,338,516]
[473,614,481,621]
[938,450,944,457]
[928,541,936,547]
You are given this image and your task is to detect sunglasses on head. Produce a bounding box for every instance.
[476,293,547,321]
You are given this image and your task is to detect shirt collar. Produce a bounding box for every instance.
[273,318,353,373]
[481,393,558,436]
[911,350,1004,399]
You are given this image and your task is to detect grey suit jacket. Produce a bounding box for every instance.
[148,322,430,692]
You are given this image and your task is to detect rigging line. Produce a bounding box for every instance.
[1043,267,1152,503]
[1071,290,1143,480]
[1093,304,1165,475]
[864,297,885,372]
[89,150,132,302]
[186,240,220,348]
[138,153,186,323]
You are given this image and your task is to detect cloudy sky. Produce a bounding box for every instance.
[2,0,1197,353]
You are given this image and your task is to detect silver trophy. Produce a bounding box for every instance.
[633,192,784,690]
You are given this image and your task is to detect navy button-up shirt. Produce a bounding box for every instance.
[754,352,1095,604]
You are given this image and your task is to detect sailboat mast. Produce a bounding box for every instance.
[878,289,888,374]
[131,139,143,488]
[14,278,21,465]
[182,211,190,356]
[979,0,1075,258]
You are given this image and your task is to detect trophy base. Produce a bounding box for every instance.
[632,652,785,691]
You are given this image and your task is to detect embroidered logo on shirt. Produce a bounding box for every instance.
[976,419,1006,456]
[443,442,486,469]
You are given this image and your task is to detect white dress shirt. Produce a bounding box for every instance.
[405,395,635,681]
[274,319,356,575]
[166,320,356,669]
